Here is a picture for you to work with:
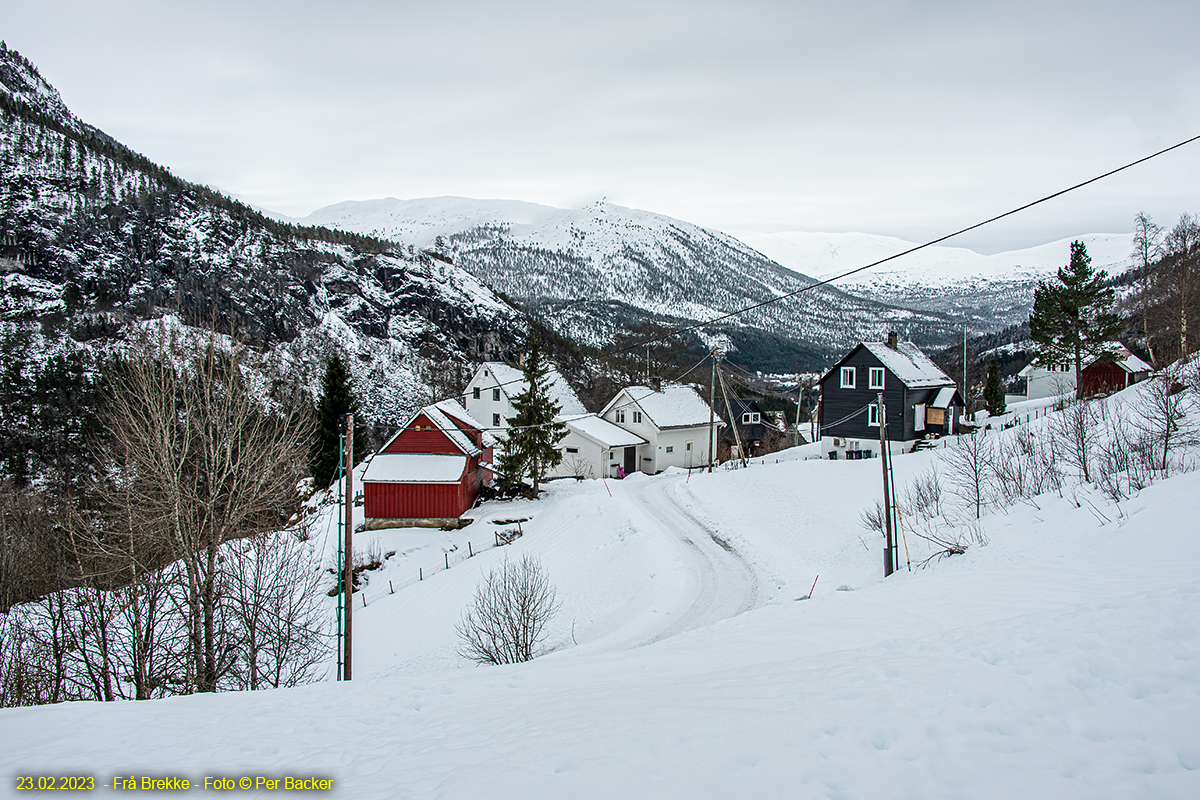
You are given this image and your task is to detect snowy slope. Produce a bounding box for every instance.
[730,229,1134,327]
[292,197,962,365]
[292,197,562,248]
[6,379,1200,798]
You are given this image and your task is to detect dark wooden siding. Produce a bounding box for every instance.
[819,345,961,443]
[818,346,911,442]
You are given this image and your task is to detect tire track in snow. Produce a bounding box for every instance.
[626,475,762,647]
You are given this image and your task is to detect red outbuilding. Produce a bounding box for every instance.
[362,400,494,529]
[1079,344,1153,397]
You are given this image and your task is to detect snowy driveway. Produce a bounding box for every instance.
[619,473,762,647]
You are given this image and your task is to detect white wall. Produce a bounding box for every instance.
[464,371,515,436]
[1024,365,1075,400]
[547,430,606,480]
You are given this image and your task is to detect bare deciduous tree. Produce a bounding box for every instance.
[106,324,313,693]
[943,430,995,519]
[457,555,560,665]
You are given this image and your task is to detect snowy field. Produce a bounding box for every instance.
[3,381,1200,799]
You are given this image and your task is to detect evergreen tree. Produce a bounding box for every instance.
[983,358,1006,417]
[1029,241,1123,400]
[495,334,567,495]
[309,355,366,487]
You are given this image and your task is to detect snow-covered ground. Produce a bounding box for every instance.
[4,381,1200,798]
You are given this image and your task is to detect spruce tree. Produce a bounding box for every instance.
[495,334,567,495]
[1029,241,1124,400]
[983,359,1006,417]
[309,355,366,488]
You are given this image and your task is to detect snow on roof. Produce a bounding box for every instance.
[859,341,955,388]
[560,413,648,448]
[362,453,468,483]
[931,387,958,408]
[606,384,718,430]
[1091,343,1153,374]
[478,361,587,416]
[434,400,497,448]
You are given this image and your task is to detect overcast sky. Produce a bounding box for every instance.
[4,0,1200,252]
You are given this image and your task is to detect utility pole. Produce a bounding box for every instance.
[343,413,354,680]
[708,352,717,473]
[794,374,802,447]
[878,393,893,577]
[962,328,968,418]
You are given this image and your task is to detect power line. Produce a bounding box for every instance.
[614,133,1200,355]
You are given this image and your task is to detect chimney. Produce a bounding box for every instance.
[887,331,898,350]
[649,376,662,392]
[516,351,525,367]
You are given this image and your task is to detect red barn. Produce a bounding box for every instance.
[1080,344,1153,397]
[362,400,495,529]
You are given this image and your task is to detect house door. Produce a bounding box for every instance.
[623,446,636,474]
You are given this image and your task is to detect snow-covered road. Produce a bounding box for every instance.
[621,475,761,647]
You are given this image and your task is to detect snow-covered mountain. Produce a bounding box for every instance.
[729,229,1134,328]
[0,46,527,427]
[292,198,964,369]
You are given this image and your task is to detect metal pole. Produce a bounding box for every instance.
[343,414,354,681]
[335,433,344,681]
[879,393,893,577]
[708,352,717,473]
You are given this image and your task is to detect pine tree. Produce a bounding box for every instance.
[1029,241,1124,400]
[983,359,1006,417]
[495,334,567,495]
[309,355,366,487]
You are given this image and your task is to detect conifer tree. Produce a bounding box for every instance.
[309,355,366,487]
[1029,241,1123,400]
[495,334,567,495]
[983,358,1006,417]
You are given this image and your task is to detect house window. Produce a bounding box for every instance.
[633,411,642,423]
[492,413,501,426]
[841,366,856,388]
[869,367,885,390]
[608,451,614,460]
[492,388,501,401]
[868,403,880,427]
[616,409,626,423]
[565,447,578,454]
[741,412,761,424]
[914,404,925,432]
[666,446,674,453]
[473,387,480,400]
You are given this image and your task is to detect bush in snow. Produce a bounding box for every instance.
[457,555,560,665]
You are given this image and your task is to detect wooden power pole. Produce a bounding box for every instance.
[343,413,354,680]
[878,393,894,577]
[708,352,717,473]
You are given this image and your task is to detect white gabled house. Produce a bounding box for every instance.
[463,360,587,437]
[550,413,649,480]
[598,383,722,474]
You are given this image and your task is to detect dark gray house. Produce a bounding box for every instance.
[716,396,773,459]
[817,333,963,459]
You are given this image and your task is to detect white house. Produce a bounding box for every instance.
[549,413,648,480]
[598,383,722,474]
[463,361,587,436]
[1018,359,1077,400]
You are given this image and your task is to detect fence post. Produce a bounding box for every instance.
[419,567,423,581]
[362,594,366,608]
[469,542,473,557]
[389,580,394,594]
[445,552,449,570]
